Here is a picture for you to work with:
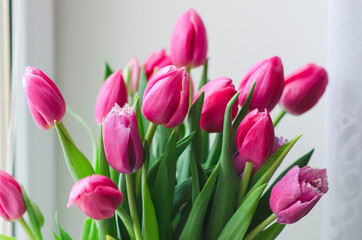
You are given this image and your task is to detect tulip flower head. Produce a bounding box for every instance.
[67,174,123,220]
[103,103,144,174]
[144,48,172,79]
[95,69,128,124]
[0,170,26,221]
[125,57,141,94]
[23,66,66,130]
[170,9,208,68]
[142,65,189,128]
[194,77,238,132]
[233,152,261,179]
[235,109,275,166]
[238,56,284,112]
[270,166,328,224]
[279,63,328,115]
[273,136,288,154]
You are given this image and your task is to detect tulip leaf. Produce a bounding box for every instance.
[81,218,98,240]
[21,186,43,239]
[176,131,196,156]
[253,222,285,240]
[0,235,16,240]
[204,132,222,168]
[54,212,72,240]
[217,184,267,240]
[198,58,209,90]
[172,178,192,215]
[134,95,145,141]
[138,67,150,141]
[155,126,171,157]
[179,164,220,240]
[189,150,200,203]
[106,236,117,240]
[96,124,110,177]
[172,203,192,240]
[205,93,240,240]
[104,62,113,81]
[248,149,314,231]
[54,121,95,182]
[200,129,209,163]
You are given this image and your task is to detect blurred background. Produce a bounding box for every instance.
[2,0,350,239]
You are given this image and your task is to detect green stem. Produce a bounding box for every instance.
[236,162,253,207]
[18,217,36,240]
[58,121,75,145]
[134,169,142,199]
[186,66,192,108]
[96,218,117,240]
[244,214,277,240]
[145,122,158,147]
[116,206,136,240]
[126,174,143,240]
[273,110,286,127]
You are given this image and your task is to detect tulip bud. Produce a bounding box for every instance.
[194,77,238,132]
[23,66,66,130]
[233,152,260,180]
[144,48,172,79]
[170,9,208,68]
[103,104,144,174]
[235,109,274,166]
[67,174,123,220]
[238,56,284,112]
[142,65,189,128]
[270,166,328,224]
[95,69,128,124]
[279,63,328,115]
[0,170,26,221]
[125,57,141,94]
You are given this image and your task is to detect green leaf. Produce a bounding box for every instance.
[205,93,240,240]
[138,67,150,142]
[218,184,267,240]
[198,58,209,90]
[179,164,220,240]
[54,121,95,181]
[176,131,196,156]
[0,235,16,240]
[200,129,209,163]
[172,203,192,240]
[204,133,222,168]
[21,186,43,239]
[104,62,113,81]
[53,232,61,240]
[55,212,72,240]
[134,95,145,141]
[189,150,200,203]
[253,222,285,240]
[96,124,110,177]
[172,178,192,215]
[155,126,171,157]
[81,218,98,240]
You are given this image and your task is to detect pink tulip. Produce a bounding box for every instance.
[273,136,288,154]
[142,65,189,128]
[194,77,238,132]
[103,104,144,174]
[170,9,208,68]
[238,56,284,112]
[233,152,260,180]
[125,57,141,94]
[270,166,328,224]
[279,63,328,115]
[235,109,274,166]
[95,69,128,124]
[23,66,66,130]
[144,48,172,79]
[67,174,123,220]
[0,170,26,221]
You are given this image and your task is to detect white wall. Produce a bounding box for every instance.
[54,1,328,239]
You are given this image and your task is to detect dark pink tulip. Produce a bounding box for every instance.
[103,104,144,174]
[144,48,172,79]
[235,109,274,166]
[238,56,284,112]
[142,65,189,128]
[23,66,66,130]
[95,69,127,124]
[170,9,208,68]
[233,152,260,180]
[270,166,328,224]
[67,174,123,220]
[0,170,26,221]
[194,77,238,132]
[125,57,141,94]
[279,63,328,115]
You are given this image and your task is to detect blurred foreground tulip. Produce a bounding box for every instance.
[144,48,172,79]
[95,69,127,124]
[0,170,26,221]
[235,109,274,166]
[238,56,284,112]
[194,77,237,132]
[270,166,328,224]
[279,63,328,115]
[103,104,144,174]
[170,9,208,68]
[125,57,141,94]
[142,65,189,128]
[23,66,66,130]
[67,174,123,220]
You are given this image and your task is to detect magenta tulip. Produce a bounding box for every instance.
[23,66,66,130]
[235,109,274,166]
[103,104,144,174]
[142,65,189,128]
[270,166,328,224]
[95,69,128,124]
[194,77,238,132]
[170,9,208,68]
[144,48,172,79]
[67,174,123,220]
[234,153,260,180]
[125,57,141,94]
[0,170,26,221]
[238,56,284,112]
[279,63,328,115]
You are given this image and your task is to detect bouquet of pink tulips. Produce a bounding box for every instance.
[0,9,329,240]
